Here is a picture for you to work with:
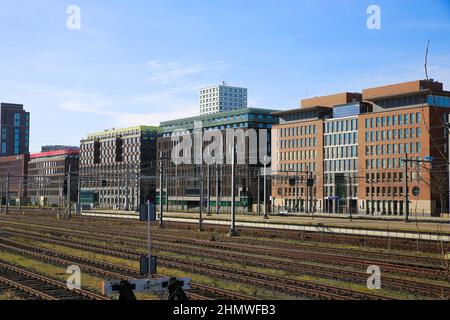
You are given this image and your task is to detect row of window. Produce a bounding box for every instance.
[365,155,423,170]
[324,119,358,133]
[278,162,317,173]
[365,128,421,142]
[365,143,422,156]
[324,159,358,172]
[364,112,421,129]
[279,125,317,138]
[278,150,317,161]
[324,146,358,159]
[324,132,358,146]
[279,137,317,149]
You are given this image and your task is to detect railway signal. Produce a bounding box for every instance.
[100,200,192,300]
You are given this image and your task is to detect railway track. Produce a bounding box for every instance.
[0,260,109,300]
[0,238,256,301]
[0,231,393,300]
[2,214,447,270]
[4,210,449,254]
[3,228,448,299]
[2,219,448,282]
[2,212,449,299]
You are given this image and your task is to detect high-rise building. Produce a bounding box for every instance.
[0,103,30,157]
[200,82,248,116]
[79,126,160,210]
[271,80,450,217]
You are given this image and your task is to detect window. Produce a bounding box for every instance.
[14,113,20,126]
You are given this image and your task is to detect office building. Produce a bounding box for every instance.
[79,126,160,210]
[271,80,450,217]
[27,147,80,206]
[158,108,279,213]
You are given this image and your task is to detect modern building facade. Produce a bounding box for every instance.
[271,80,450,217]
[79,126,159,210]
[200,82,248,116]
[271,107,331,213]
[0,103,30,157]
[158,108,279,213]
[27,147,80,207]
[358,80,450,216]
[0,154,29,205]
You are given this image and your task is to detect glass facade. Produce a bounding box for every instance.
[429,95,450,108]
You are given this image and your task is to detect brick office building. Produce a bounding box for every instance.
[271,80,450,217]
[271,107,331,213]
[358,80,450,217]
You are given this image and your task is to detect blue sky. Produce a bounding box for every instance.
[0,0,449,152]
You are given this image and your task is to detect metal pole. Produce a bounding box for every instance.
[349,175,353,220]
[159,158,164,229]
[309,172,313,214]
[263,156,269,219]
[6,169,10,214]
[67,165,72,218]
[147,200,152,279]
[199,164,204,231]
[0,179,3,213]
[257,174,261,216]
[207,164,211,216]
[448,126,450,219]
[229,144,238,236]
[165,172,169,213]
[404,153,409,222]
[216,162,220,214]
[18,175,22,210]
[77,173,81,214]
[125,170,129,211]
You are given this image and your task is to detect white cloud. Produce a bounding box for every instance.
[144,60,233,86]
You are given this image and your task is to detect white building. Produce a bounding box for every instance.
[200,82,248,115]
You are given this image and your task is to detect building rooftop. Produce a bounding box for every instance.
[301,92,362,108]
[31,149,80,160]
[362,79,444,100]
[85,125,160,139]
[160,108,280,127]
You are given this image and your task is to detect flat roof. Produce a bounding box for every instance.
[160,108,280,126]
[31,149,80,159]
[272,106,332,117]
[86,125,160,139]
